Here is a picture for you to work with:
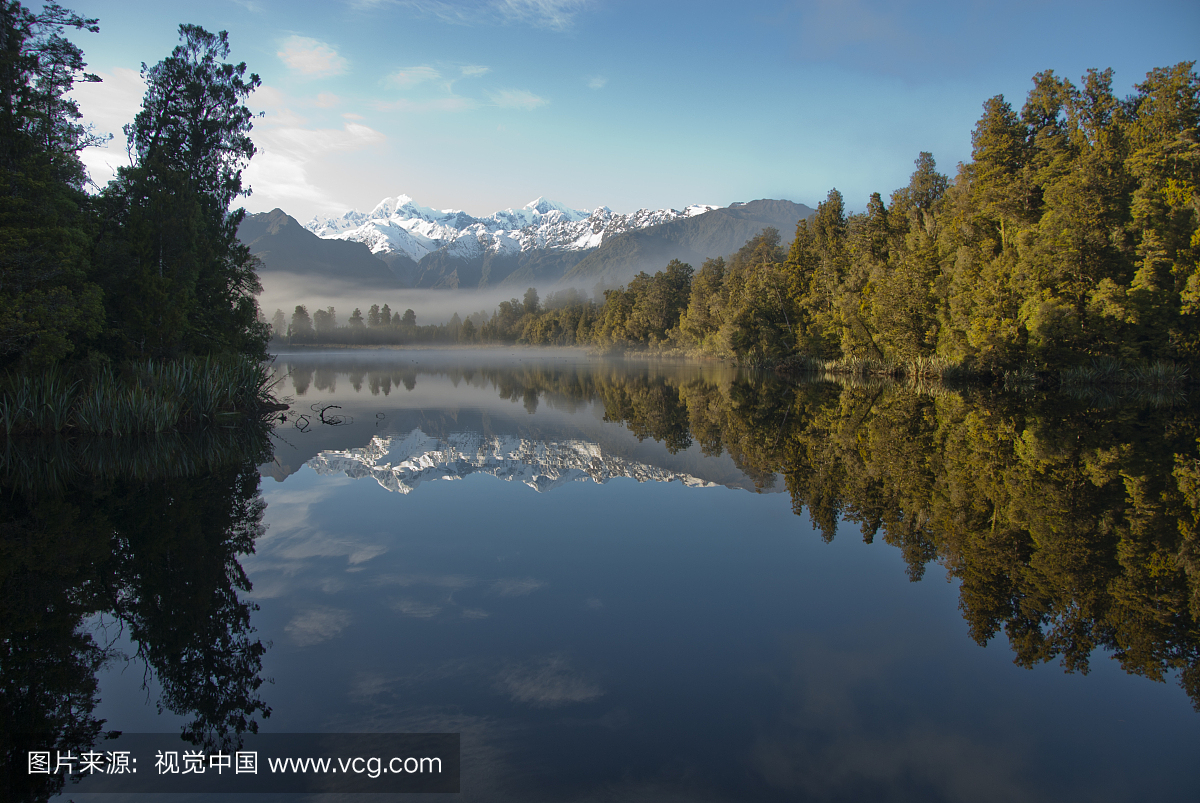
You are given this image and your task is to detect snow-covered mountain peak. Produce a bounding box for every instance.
[303,194,721,265]
[373,194,412,212]
[524,197,588,220]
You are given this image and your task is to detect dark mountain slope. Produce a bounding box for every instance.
[560,199,813,287]
[239,209,402,288]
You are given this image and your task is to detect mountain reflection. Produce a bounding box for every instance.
[312,431,720,494]
[0,427,274,803]
[278,354,1200,710]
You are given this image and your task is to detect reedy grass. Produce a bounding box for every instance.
[1058,358,1189,388]
[1,356,280,436]
[778,354,977,382]
[0,424,274,494]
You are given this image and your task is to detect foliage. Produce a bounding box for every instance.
[0,355,278,434]
[92,23,266,362]
[0,2,105,368]
[404,62,1200,376]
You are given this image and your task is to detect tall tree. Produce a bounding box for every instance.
[0,2,104,367]
[94,24,265,360]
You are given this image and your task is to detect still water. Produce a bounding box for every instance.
[6,349,1200,801]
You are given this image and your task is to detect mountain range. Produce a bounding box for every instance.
[240,194,813,295]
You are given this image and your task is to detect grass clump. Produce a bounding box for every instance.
[1058,358,1189,389]
[1,356,281,436]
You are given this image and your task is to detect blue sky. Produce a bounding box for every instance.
[67,0,1199,221]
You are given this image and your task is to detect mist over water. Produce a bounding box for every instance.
[258,273,599,327]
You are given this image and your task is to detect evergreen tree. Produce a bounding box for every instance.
[523,287,539,315]
[93,24,265,360]
[288,305,312,339]
[0,2,104,367]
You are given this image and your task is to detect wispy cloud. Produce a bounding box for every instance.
[489,578,546,597]
[587,75,607,90]
[487,88,548,110]
[242,98,387,215]
[277,35,349,77]
[389,65,445,88]
[497,656,603,707]
[373,97,478,113]
[286,607,351,646]
[69,67,146,187]
[389,63,491,95]
[492,0,588,30]
[379,0,590,31]
[314,92,340,108]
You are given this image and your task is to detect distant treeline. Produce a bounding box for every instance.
[279,62,1200,375]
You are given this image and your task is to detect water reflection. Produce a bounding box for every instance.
[0,427,274,802]
[274,352,1200,711]
[311,431,720,494]
[8,351,1199,800]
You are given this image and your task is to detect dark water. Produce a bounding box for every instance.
[5,349,1200,801]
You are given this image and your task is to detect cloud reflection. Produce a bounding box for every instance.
[497,655,603,707]
[285,607,352,646]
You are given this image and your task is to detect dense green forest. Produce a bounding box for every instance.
[0,3,272,432]
[285,63,1199,377]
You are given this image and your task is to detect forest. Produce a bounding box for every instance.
[280,62,1199,379]
[1,3,274,434]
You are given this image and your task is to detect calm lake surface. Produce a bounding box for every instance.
[9,349,1200,801]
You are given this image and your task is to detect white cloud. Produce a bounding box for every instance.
[487,88,548,110]
[277,35,349,77]
[460,65,491,78]
[389,65,443,88]
[587,75,607,90]
[314,92,340,108]
[243,108,387,214]
[69,67,147,188]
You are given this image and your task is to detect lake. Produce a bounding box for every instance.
[6,349,1199,802]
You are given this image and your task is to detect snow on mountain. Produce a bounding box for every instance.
[304,194,719,264]
[307,430,719,495]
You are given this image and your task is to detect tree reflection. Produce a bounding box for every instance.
[455,360,1199,711]
[0,427,273,802]
[609,373,1200,711]
[281,355,1200,709]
